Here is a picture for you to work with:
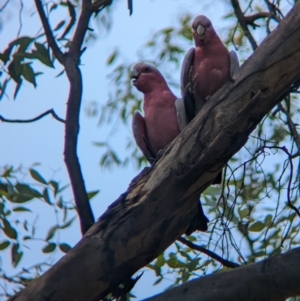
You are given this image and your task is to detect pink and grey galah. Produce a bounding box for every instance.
[181,15,240,184]
[131,62,208,234]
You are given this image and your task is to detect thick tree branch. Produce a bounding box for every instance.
[231,0,258,50]
[0,109,65,123]
[178,237,240,268]
[9,3,300,301]
[69,0,92,57]
[34,0,65,64]
[144,247,300,301]
[62,0,96,235]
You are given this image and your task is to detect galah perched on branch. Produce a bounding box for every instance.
[131,62,208,235]
[181,15,240,184]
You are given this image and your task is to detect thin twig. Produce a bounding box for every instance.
[256,146,300,218]
[273,103,300,157]
[231,0,258,50]
[0,109,65,123]
[178,237,240,269]
[34,0,65,64]
[59,1,77,41]
[17,0,24,37]
[0,0,10,12]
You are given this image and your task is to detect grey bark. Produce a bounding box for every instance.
[143,247,300,301]
[10,2,300,301]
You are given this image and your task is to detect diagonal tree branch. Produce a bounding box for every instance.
[0,109,65,124]
[177,237,240,268]
[34,0,65,64]
[144,247,300,301]
[9,3,300,300]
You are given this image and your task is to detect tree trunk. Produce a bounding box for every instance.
[143,247,300,301]
[10,2,300,301]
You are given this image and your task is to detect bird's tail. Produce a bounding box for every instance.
[185,200,208,235]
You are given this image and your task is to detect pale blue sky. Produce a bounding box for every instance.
[0,0,294,299]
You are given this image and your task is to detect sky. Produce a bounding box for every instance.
[0,0,295,300]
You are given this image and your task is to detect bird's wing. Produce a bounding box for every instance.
[132,111,156,163]
[180,47,196,121]
[229,50,240,79]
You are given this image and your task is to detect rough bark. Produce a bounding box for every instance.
[10,2,300,301]
[143,247,300,301]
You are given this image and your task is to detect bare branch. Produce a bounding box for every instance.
[34,0,65,64]
[274,103,300,156]
[244,12,278,27]
[59,1,77,41]
[92,0,113,14]
[0,0,10,12]
[68,0,93,57]
[144,248,300,301]
[256,146,300,218]
[231,0,258,50]
[0,109,65,123]
[177,237,240,268]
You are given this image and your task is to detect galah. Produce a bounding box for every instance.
[131,62,208,234]
[181,15,240,184]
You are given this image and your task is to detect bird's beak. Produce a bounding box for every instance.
[196,24,205,40]
[131,69,140,85]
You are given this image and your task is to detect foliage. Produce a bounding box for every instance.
[0,0,300,300]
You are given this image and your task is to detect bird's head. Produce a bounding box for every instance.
[131,63,167,93]
[192,15,217,46]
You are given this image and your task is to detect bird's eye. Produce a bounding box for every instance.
[144,67,150,72]
[207,23,211,28]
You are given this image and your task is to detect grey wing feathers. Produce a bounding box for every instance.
[180,48,196,121]
[132,112,156,163]
[180,48,195,97]
[229,50,240,78]
[175,98,189,131]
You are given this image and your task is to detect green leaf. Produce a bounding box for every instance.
[54,20,66,31]
[21,63,36,87]
[8,60,22,84]
[29,169,47,184]
[155,254,165,267]
[15,183,42,200]
[238,207,249,219]
[13,79,23,99]
[2,218,17,239]
[49,180,59,196]
[11,243,23,267]
[43,188,52,205]
[147,264,161,277]
[203,186,220,196]
[10,36,34,52]
[13,206,32,212]
[33,42,54,68]
[182,270,190,283]
[87,190,99,201]
[106,49,118,65]
[248,221,265,232]
[59,216,76,229]
[45,226,57,241]
[187,258,200,272]
[59,243,72,253]
[153,277,163,286]
[0,240,10,250]
[42,243,56,253]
